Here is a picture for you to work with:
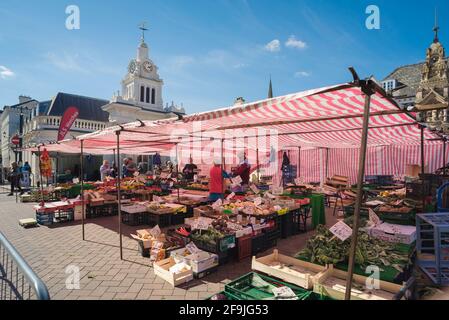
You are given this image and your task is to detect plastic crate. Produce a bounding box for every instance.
[280,211,294,239]
[147,213,171,228]
[36,212,54,226]
[170,212,186,226]
[54,209,74,223]
[192,233,236,254]
[121,211,147,226]
[417,213,449,285]
[138,241,151,257]
[343,206,370,218]
[378,210,416,226]
[224,272,318,300]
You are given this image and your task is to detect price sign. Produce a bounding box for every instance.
[186,242,200,254]
[193,175,198,182]
[250,184,260,194]
[368,209,381,226]
[153,196,162,203]
[329,221,353,241]
[272,286,298,300]
[237,215,242,223]
[250,217,256,225]
[211,198,222,210]
[196,218,210,230]
[226,192,235,200]
[72,178,80,184]
[160,172,168,179]
[254,197,263,206]
[133,171,139,177]
[149,225,161,238]
[231,176,242,186]
[294,178,304,185]
[264,192,276,199]
[169,181,174,188]
[272,186,284,195]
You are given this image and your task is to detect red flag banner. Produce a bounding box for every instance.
[58,106,79,141]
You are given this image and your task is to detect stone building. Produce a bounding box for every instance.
[382,23,449,131]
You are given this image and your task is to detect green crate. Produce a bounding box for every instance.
[206,291,241,300]
[377,210,416,226]
[343,206,370,218]
[224,272,326,300]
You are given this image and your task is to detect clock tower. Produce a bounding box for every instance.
[121,27,164,111]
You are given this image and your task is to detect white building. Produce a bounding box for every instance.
[1,31,186,182]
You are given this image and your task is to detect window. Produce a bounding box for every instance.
[146,87,150,103]
[140,86,145,102]
[151,88,156,104]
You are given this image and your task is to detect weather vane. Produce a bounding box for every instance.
[139,21,148,42]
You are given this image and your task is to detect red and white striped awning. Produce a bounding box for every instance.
[34,82,442,154]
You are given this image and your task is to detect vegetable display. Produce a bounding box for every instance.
[296,225,410,271]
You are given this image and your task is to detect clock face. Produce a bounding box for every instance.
[128,60,137,73]
[143,61,153,72]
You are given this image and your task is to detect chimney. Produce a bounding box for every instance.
[234,97,246,105]
[19,95,32,104]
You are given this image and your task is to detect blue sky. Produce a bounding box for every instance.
[0,0,448,113]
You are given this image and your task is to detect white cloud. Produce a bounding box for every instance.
[264,39,281,52]
[233,63,248,69]
[285,35,307,50]
[171,55,195,69]
[295,71,310,78]
[45,52,89,73]
[0,65,15,79]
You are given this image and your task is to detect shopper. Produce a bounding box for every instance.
[22,161,32,174]
[208,158,230,202]
[122,158,129,178]
[182,156,198,181]
[100,160,111,181]
[7,162,22,196]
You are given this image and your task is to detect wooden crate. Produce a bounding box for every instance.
[153,257,194,287]
[313,265,403,300]
[251,249,327,289]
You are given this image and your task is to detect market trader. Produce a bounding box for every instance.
[208,157,230,202]
[182,155,198,181]
[232,151,251,186]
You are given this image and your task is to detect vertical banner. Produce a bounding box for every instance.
[58,106,79,141]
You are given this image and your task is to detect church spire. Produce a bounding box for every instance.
[268,75,273,99]
[139,22,148,44]
[433,8,440,43]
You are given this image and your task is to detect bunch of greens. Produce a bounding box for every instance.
[191,227,225,245]
[296,225,409,271]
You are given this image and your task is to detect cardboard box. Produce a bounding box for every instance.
[184,251,219,273]
[369,222,416,245]
[405,164,427,177]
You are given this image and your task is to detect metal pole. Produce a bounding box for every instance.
[345,82,374,300]
[421,125,426,211]
[443,138,446,175]
[298,147,301,178]
[325,148,330,179]
[256,148,260,184]
[116,131,123,260]
[80,141,85,241]
[221,139,224,194]
[38,146,44,204]
[55,152,59,188]
[176,143,180,202]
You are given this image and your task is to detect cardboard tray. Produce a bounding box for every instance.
[313,265,404,300]
[251,249,326,290]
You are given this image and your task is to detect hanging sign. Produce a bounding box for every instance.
[211,198,222,210]
[11,134,20,145]
[226,192,235,200]
[57,106,79,141]
[329,221,353,241]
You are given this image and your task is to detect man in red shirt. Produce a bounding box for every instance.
[232,151,251,186]
[209,157,230,201]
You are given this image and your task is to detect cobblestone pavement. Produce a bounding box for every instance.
[0,191,336,300]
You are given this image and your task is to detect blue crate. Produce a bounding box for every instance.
[36,212,54,226]
[417,213,449,285]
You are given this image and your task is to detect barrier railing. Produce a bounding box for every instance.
[0,231,50,300]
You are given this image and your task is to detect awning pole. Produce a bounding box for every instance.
[116,131,123,260]
[298,147,301,178]
[256,148,260,184]
[38,146,44,204]
[176,143,180,202]
[325,148,330,179]
[80,140,85,241]
[443,138,446,175]
[221,139,224,194]
[55,152,59,188]
[345,79,375,300]
[421,125,425,211]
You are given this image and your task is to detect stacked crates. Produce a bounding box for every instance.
[416,213,449,285]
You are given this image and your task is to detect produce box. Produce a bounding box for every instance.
[153,257,194,286]
[369,223,416,245]
[251,249,326,290]
[313,265,404,300]
[170,248,219,274]
[224,272,324,300]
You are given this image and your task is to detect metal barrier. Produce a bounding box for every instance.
[0,231,50,300]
